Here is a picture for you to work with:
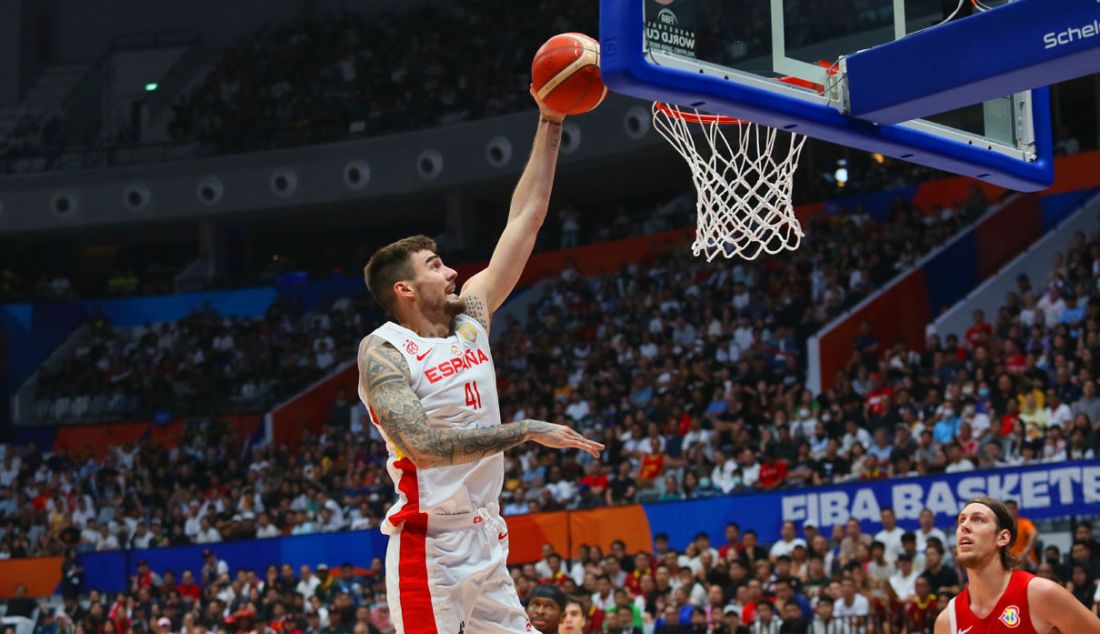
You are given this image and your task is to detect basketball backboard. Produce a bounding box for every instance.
[600,0,1056,191]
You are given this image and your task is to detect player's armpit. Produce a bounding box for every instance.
[360,340,532,468]
[458,290,491,332]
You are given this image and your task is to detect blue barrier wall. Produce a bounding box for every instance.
[80,529,389,593]
[69,461,1099,593]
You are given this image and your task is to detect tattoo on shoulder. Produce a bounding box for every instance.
[463,294,490,330]
[361,341,410,388]
[359,338,528,468]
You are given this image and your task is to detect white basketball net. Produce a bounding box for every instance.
[652,102,807,261]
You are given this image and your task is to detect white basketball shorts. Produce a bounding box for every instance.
[385,504,533,634]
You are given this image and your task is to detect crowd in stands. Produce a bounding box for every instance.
[30,294,377,422]
[0,112,63,173]
[2,499,1099,634]
[23,178,992,422]
[2,188,1099,625]
[167,1,596,151]
[491,188,1015,513]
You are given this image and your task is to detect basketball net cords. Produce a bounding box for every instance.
[652,103,807,261]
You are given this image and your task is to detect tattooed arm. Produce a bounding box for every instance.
[460,93,567,331]
[359,338,603,468]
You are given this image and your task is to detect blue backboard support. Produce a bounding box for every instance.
[599,0,1055,192]
[846,0,1100,125]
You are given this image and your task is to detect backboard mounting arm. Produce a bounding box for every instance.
[845,0,1100,124]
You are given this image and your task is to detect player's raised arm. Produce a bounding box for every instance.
[358,339,603,468]
[459,94,568,330]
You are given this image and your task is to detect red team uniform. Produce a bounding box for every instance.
[946,570,1038,634]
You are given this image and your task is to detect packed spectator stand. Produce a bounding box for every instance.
[24,179,992,424]
[28,294,375,423]
[4,187,1100,631]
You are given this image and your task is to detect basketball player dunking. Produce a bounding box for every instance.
[934,497,1100,634]
[358,91,604,634]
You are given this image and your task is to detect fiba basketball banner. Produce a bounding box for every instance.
[643,461,1100,549]
[777,461,1100,528]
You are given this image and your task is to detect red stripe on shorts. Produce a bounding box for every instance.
[393,457,437,634]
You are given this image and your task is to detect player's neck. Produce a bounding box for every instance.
[396,310,452,339]
[965,560,1011,611]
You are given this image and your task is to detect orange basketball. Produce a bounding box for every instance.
[531,33,607,116]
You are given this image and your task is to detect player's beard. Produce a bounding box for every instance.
[955,548,988,570]
[445,293,466,317]
[416,284,466,320]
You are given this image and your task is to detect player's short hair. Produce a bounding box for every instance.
[962,496,1018,570]
[364,235,437,315]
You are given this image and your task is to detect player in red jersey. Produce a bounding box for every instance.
[934,496,1100,634]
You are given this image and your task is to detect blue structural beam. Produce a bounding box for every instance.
[847,0,1100,124]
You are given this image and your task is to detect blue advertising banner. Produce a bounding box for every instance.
[65,461,1099,594]
[643,461,1100,550]
[78,530,389,594]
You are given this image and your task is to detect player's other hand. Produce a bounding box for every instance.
[530,86,566,124]
[524,419,604,457]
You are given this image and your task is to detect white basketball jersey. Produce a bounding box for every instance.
[360,314,504,534]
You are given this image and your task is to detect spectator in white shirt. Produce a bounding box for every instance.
[315,341,335,369]
[297,565,321,599]
[183,501,205,538]
[1037,285,1067,327]
[889,554,919,603]
[81,519,103,549]
[873,508,905,563]
[71,498,96,529]
[914,509,948,554]
[1044,389,1073,429]
[564,393,590,422]
[681,416,710,450]
[944,443,975,473]
[129,522,154,549]
[832,578,870,618]
[195,516,222,544]
[95,525,120,551]
[770,522,808,561]
[114,443,139,470]
[0,453,21,487]
[317,507,343,533]
[840,419,872,454]
[739,449,761,489]
[255,513,280,538]
[710,449,740,494]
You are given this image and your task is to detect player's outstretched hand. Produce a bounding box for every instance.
[530,86,566,124]
[524,420,604,458]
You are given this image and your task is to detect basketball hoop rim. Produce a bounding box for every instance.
[653,101,746,125]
